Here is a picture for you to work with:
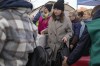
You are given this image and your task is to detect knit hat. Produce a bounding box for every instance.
[54,0,64,11]
[44,4,53,12]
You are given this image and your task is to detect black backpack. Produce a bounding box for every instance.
[26,46,48,66]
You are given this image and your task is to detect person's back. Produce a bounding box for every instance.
[0,0,35,66]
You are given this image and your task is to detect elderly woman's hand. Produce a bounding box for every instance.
[62,37,67,43]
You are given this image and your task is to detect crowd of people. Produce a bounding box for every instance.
[0,0,100,66]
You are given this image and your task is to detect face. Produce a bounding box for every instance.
[44,7,49,13]
[83,12,91,20]
[53,8,62,16]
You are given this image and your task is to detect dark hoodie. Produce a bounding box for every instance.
[0,0,33,9]
[92,9,100,20]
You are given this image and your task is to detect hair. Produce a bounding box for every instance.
[78,11,84,18]
[52,11,64,22]
[69,11,80,22]
[84,9,92,16]
[69,11,78,18]
[91,5,100,17]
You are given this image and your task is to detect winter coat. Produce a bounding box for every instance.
[87,18,100,66]
[0,8,35,66]
[47,15,72,60]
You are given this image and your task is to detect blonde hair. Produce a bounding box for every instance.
[84,9,92,16]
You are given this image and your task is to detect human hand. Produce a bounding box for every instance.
[62,37,67,43]
[41,30,45,35]
[70,44,74,49]
[62,56,69,66]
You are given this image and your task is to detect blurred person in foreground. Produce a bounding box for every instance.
[0,0,35,66]
[88,5,100,66]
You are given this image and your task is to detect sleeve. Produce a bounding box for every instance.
[33,11,41,24]
[0,17,7,53]
[67,26,91,65]
[38,17,42,34]
[43,28,48,34]
[74,23,81,38]
[65,16,73,42]
[70,36,79,45]
[70,23,81,45]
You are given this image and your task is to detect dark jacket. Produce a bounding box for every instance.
[33,11,42,24]
[92,9,100,20]
[67,26,91,65]
[70,22,81,45]
[0,0,33,9]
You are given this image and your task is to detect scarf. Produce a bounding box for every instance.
[0,0,33,9]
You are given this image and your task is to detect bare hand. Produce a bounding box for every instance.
[62,56,69,66]
[70,45,74,49]
[62,37,67,43]
[41,30,45,35]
